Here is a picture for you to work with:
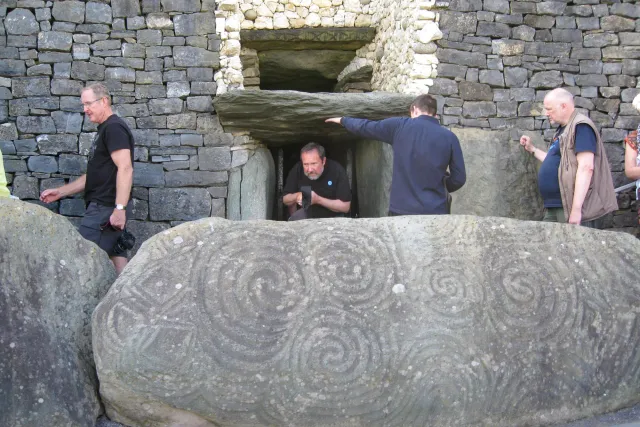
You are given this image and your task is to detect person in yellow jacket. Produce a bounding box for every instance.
[0,152,10,198]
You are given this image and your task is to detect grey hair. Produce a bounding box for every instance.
[633,93,640,113]
[82,83,111,105]
[545,88,574,106]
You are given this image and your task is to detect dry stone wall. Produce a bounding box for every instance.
[0,0,258,249]
[433,0,640,231]
[0,0,638,238]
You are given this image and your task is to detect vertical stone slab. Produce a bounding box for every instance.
[227,167,241,220]
[239,147,275,220]
[355,139,392,218]
[451,128,544,220]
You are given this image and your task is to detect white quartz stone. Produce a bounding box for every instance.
[305,12,321,26]
[254,16,273,28]
[273,12,289,28]
[241,19,255,29]
[343,0,361,13]
[345,11,356,26]
[416,20,442,43]
[321,17,334,25]
[418,10,436,20]
[355,13,371,27]
[220,0,238,11]
[319,7,334,17]
[226,16,241,31]
[266,1,279,13]
[312,0,332,7]
[257,4,274,16]
[221,39,242,56]
[290,18,306,27]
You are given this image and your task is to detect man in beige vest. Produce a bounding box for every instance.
[519,88,618,228]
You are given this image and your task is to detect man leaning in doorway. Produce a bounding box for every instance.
[325,94,466,216]
[283,142,351,220]
[519,88,617,228]
[40,83,134,275]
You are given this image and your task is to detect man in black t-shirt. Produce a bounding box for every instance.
[41,83,134,275]
[283,143,351,220]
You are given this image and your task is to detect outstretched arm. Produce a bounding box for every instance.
[325,117,401,144]
[40,174,86,203]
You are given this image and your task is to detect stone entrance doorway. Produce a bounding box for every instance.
[214,91,415,221]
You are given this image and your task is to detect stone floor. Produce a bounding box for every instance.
[95,403,640,427]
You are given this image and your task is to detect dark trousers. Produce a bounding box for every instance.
[542,207,603,229]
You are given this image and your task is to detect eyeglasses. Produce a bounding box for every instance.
[82,97,104,108]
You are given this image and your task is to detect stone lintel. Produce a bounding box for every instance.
[240,27,376,51]
[214,90,414,146]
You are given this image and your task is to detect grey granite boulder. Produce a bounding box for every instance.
[0,199,116,427]
[4,9,39,35]
[93,216,640,427]
[451,128,544,220]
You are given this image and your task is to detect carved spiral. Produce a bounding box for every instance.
[263,306,393,423]
[385,332,492,426]
[303,226,399,310]
[197,227,309,374]
[413,256,486,328]
[486,249,578,342]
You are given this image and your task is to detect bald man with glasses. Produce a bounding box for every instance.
[41,83,134,275]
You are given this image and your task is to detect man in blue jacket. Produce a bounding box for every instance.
[325,94,466,216]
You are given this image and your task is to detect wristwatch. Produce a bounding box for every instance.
[115,204,126,210]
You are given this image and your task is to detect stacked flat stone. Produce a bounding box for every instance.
[0,0,251,251]
[433,0,640,231]
[217,0,440,94]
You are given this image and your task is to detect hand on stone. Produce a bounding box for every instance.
[40,188,63,203]
[519,135,533,153]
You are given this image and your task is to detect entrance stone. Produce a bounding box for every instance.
[94,216,640,427]
[0,199,115,427]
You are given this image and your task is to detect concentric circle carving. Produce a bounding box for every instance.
[264,306,393,422]
[197,227,309,373]
[486,249,578,342]
[303,226,399,309]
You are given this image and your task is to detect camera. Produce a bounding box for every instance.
[300,186,312,210]
[112,229,136,255]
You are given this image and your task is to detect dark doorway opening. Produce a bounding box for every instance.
[269,140,359,221]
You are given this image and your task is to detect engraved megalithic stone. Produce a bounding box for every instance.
[0,199,116,426]
[93,216,640,427]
